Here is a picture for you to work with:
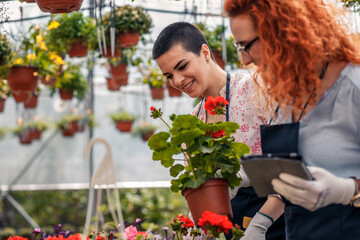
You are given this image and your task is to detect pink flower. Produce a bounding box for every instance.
[125,226,138,240]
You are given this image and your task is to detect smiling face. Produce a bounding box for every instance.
[156,43,213,98]
[230,14,262,66]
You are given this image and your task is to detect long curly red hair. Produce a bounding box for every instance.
[225,0,360,114]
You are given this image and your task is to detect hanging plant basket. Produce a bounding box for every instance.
[150,86,165,100]
[182,178,233,224]
[67,40,88,58]
[35,0,84,14]
[167,80,182,97]
[106,77,120,91]
[60,121,78,137]
[59,89,73,100]
[102,46,122,58]
[115,121,133,132]
[110,63,127,78]
[212,50,225,69]
[0,98,5,112]
[18,132,32,145]
[28,128,42,140]
[117,32,140,48]
[7,66,38,98]
[141,131,154,142]
[24,94,38,109]
[12,92,31,103]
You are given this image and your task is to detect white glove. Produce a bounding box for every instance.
[229,167,251,199]
[271,166,356,211]
[240,212,272,240]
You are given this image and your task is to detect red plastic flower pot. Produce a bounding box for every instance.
[7,66,38,93]
[167,81,182,97]
[102,46,122,58]
[106,78,120,91]
[0,98,5,112]
[115,121,133,132]
[24,94,38,109]
[150,86,165,100]
[212,50,225,70]
[182,178,233,224]
[12,91,31,103]
[141,131,154,141]
[61,121,78,137]
[36,0,84,13]
[109,63,127,78]
[19,132,32,145]
[28,128,42,140]
[117,32,140,48]
[59,89,73,100]
[67,40,88,58]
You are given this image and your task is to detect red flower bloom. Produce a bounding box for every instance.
[150,106,156,112]
[204,96,229,116]
[198,211,233,236]
[211,130,225,138]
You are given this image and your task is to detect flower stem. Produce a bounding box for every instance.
[159,116,171,129]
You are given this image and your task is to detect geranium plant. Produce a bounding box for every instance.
[148,97,250,193]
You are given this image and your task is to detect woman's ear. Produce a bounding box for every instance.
[201,44,211,61]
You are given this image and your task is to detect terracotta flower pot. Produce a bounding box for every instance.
[106,78,120,91]
[102,46,122,58]
[167,81,182,97]
[115,121,133,132]
[61,121,78,137]
[110,63,127,78]
[24,94,38,109]
[28,128,42,140]
[117,32,140,48]
[182,178,233,224]
[19,132,32,145]
[59,89,73,100]
[12,91,31,103]
[212,50,225,70]
[0,98,5,112]
[67,41,88,58]
[36,0,84,13]
[141,131,154,141]
[7,66,38,97]
[150,86,165,100]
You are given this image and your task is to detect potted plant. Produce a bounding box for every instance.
[76,112,97,132]
[57,114,82,137]
[28,119,50,140]
[103,5,152,48]
[24,87,41,109]
[12,125,33,145]
[35,0,84,14]
[148,97,250,223]
[143,67,166,100]
[0,79,11,112]
[132,122,157,141]
[52,63,88,101]
[110,110,136,132]
[45,12,97,58]
[196,23,241,70]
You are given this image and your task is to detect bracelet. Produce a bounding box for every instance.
[257,212,274,224]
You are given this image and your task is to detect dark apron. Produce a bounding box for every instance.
[197,74,285,240]
[261,106,360,240]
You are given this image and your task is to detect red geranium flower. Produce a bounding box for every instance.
[198,211,233,236]
[204,96,229,116]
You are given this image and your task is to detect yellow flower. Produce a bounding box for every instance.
[14,58,24,65]
[49,52,64,65]
[48,21,60,30]
[27,53,36,62]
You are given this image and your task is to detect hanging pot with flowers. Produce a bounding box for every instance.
[11,125,33,145]
[24,87,40,109]
[57,114,82,137]
[148,97,250,223]
[103,5,152,48]
[45,12,97,58]
[110,110,136,132]
[143,67,166,100]
[132,122,157,142]
[28,119,50,140]
[35,0,84,14]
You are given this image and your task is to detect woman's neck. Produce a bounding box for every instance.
[202,65,228,99]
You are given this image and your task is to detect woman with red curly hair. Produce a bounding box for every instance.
[225,0,360,239]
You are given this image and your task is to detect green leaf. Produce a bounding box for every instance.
[170,164,185,177]
[232,142,251,158]
[171,129,204,146]
[148,132,170,151]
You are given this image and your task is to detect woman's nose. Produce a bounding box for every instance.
[173,73,184,88]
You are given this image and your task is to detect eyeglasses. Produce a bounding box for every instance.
[234,36,259,55]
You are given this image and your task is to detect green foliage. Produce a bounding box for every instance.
[110,110,135,122]
[108,47,139,65]
[196,23,242,69]
[341,0,360,12]
[0,127,7,139]
[0,227,16,238]
[45,12,97,54]
[0,79,11,99]
[143,67,166,88]
[29,120,51,131]
[54,64,88,100]
[103,5,152,36]
[148,114,251,193]
[0,33,13,66]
